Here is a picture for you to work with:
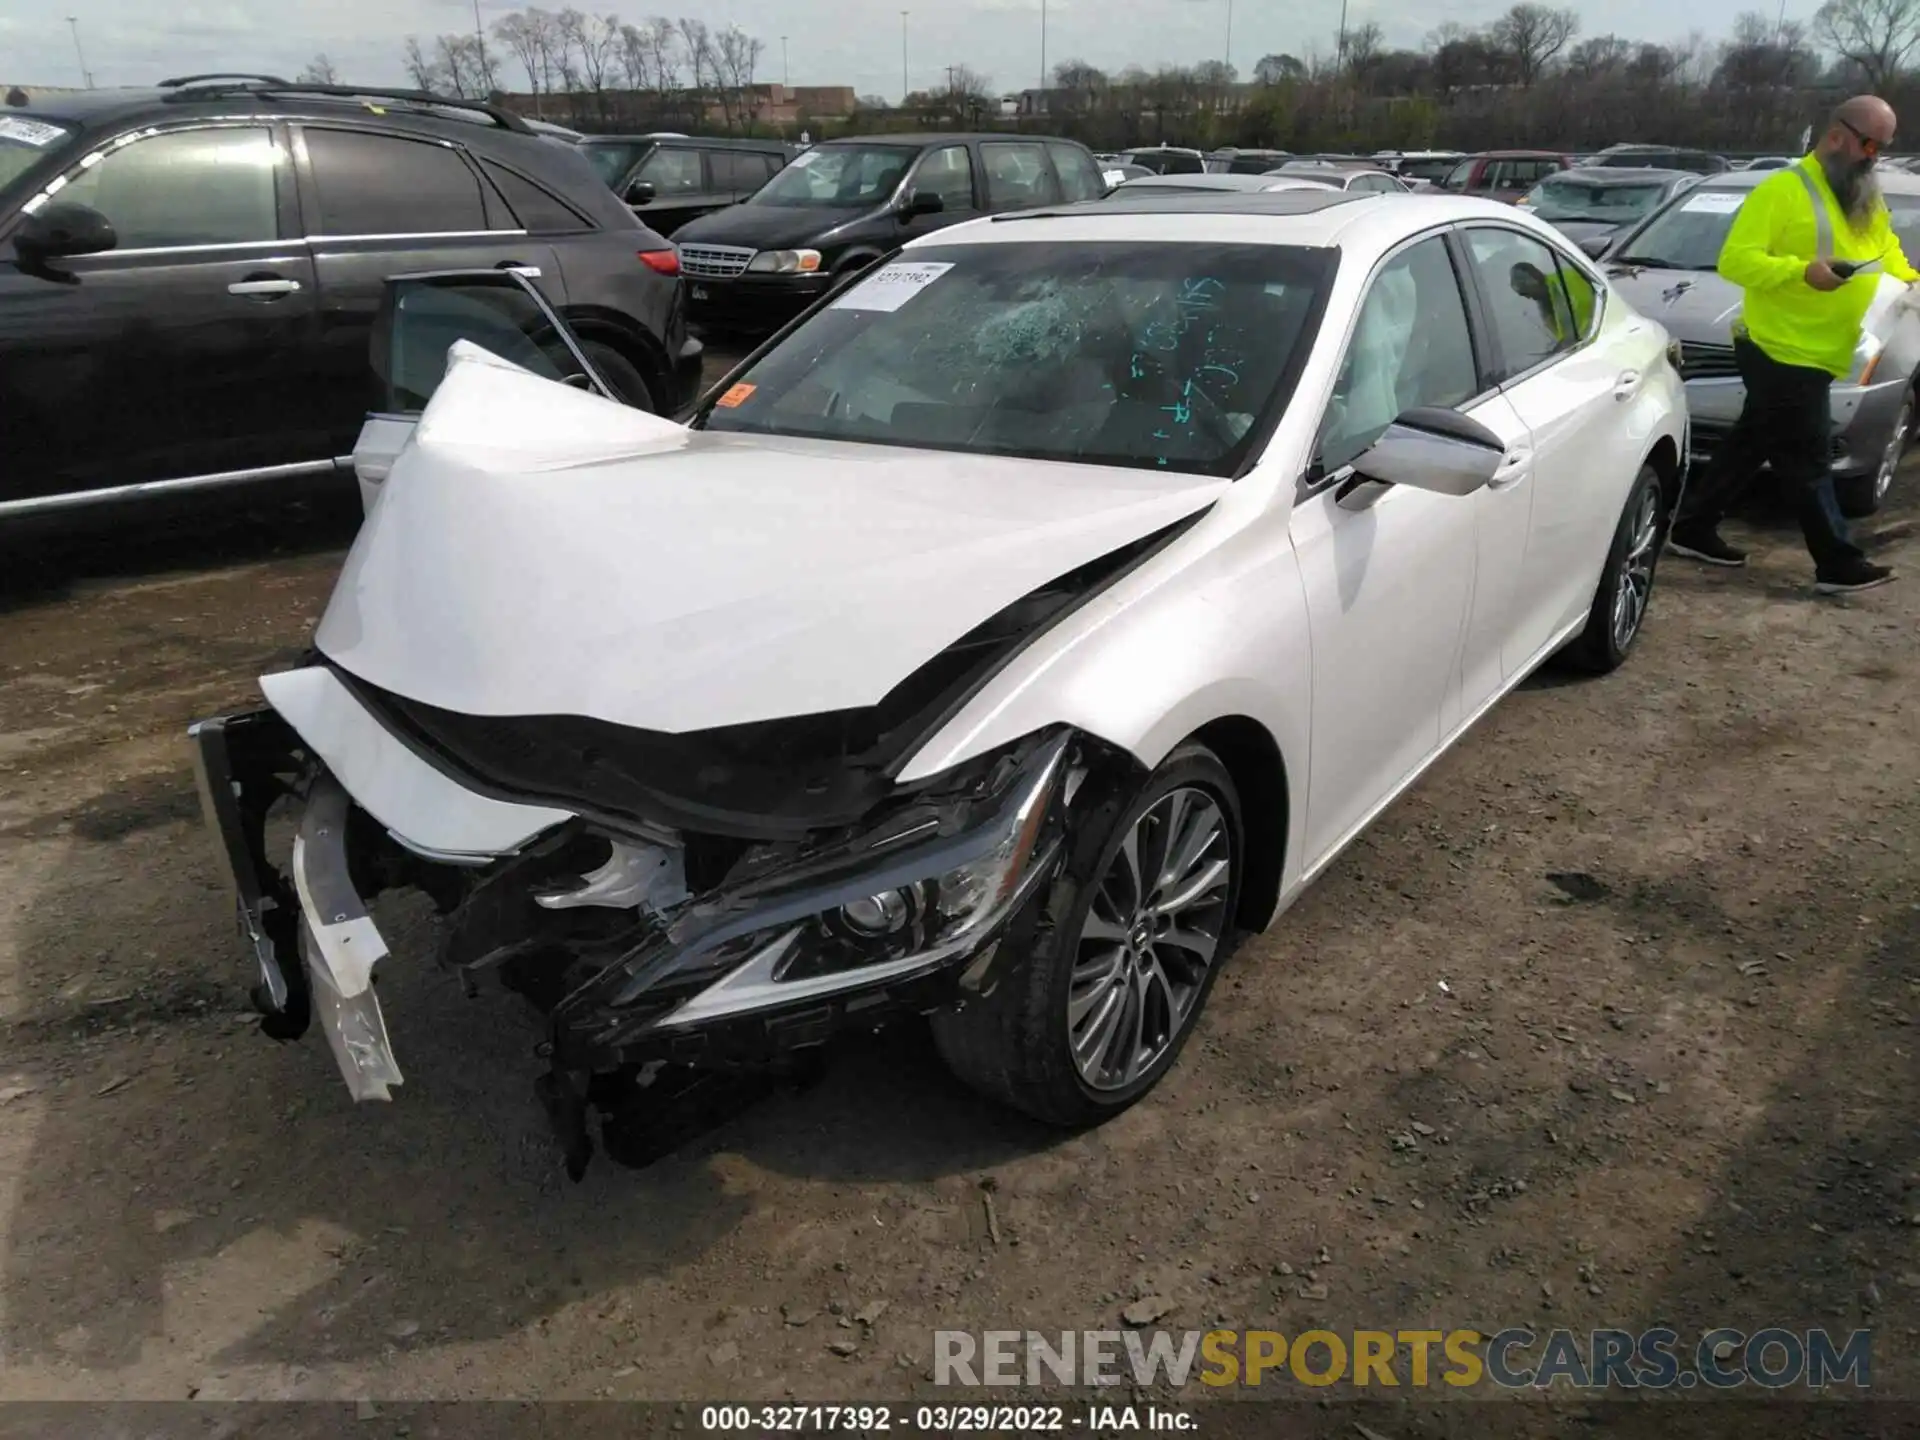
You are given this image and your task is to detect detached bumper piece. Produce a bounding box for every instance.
[188,709,309,1041]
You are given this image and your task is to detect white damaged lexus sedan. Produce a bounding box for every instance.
[190,189,1687,1175]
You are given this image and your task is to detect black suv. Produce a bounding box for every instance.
[580,133,796,236]
[670,132,1109,333]
[0,77,702,527]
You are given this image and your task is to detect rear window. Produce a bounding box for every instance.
[481,159,590,232]
[0,114,76,195]
[582,141,651,188]
[700,239,1335,476]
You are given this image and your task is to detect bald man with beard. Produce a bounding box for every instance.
[1667,95,1914,594]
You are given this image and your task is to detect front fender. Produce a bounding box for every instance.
[898,512,1311,894]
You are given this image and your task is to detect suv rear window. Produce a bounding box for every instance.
[305,128,489,235]
[480,159,589,232]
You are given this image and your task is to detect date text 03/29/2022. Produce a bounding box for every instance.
[699,1404,1192,1432]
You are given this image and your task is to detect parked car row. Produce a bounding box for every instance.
[190,183,1691,1172]
[0,76,704,530]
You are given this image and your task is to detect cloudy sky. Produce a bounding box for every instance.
[5,0,1786,104]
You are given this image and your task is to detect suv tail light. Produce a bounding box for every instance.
[639,249,679,276]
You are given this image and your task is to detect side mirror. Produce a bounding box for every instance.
[623,179,656,206]
[1350,407,1506,497]
[1577,231,1613,259]
[899,187,944,217]
[13,202,117,265]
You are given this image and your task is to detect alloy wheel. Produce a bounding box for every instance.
[1875,396,1913,505]
[1067,786,1233,1092]
[1611,481,1662,652]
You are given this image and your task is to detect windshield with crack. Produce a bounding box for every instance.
[700,240,1334,476]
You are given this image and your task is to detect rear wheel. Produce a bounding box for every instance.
[1836,387,1912,519]
[1562,462,1664,674]
[932,742,1242,1126]
[548,338,657,412]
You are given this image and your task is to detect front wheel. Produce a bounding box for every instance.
[1562,462,1665,674]
[931,741,1242,1127]
[1835,387,1912,519]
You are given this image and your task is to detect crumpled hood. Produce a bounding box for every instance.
[1605,267,1741,343]
[314,349,1227,735]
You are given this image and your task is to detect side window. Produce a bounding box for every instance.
[480,159,588,233]
[981,142,1062,207]
[637,146,703,194]
[305,129,488,235]
[911,144,976,210]
[1166,152,1205,174]
[1442,159,1474,192]
[382,277,577,411]
[1320,237,1480,473]
[1553,254,1601,341]
[54,126,279,248]
[1048,143,1105,202]
[760,153,785,184]
[1464,228,1579,379]
[709,150,761,191]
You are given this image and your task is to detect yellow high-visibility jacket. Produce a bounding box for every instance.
[1718,153,1920,378]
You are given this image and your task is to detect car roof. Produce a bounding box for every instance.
[1546,166,1698,185]
[1470,149,1566,159]
[821,132,1076,147]
[1113,172,1334,193]
[918,191,1540,253]
[580,132,786,149]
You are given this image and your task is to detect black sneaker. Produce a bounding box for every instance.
[1814,560,1896,594]
[1667,525,1747,567]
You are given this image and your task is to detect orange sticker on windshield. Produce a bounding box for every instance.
[716,383,756,408]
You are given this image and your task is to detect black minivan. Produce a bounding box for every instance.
[670,132,1110,332]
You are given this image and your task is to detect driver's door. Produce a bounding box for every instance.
[351,269,614,514]
[1288,232,1495,870]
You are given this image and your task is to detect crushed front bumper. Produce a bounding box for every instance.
[189,706,1068,1131]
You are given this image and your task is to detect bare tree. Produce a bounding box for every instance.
[297,54,339,84]
[494,12,547,108]
[1489,3,1580,85]
[680,18,715,123]
[618,22,651,92]
[434,34,495,98]
[941,62,994,123]
[1424,21,1472,51]
[548,9,586,96]
[1566,34,1632,77]
[715,26,766,129]
[1814,0,1920,85]
[646,16,683,94]
[1053,58,1108,110]
[1341,20,1385,77]
[401,36,442,91]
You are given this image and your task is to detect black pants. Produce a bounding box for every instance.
[1677,337,1865,572]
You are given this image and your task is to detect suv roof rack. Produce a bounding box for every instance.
[156,78,534,135]
[158,73,293,88]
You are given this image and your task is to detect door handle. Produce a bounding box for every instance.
[228,278,302,298]
[1487,446,1533,490]
[495,260,542,278]
[1614,368,1642,401]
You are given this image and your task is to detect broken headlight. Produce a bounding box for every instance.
[606,730,1071,1028]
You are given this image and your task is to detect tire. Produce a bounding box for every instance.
[931,741,1243,1127]
[1562,463,1665,674]
[1835,387,1913,519]
[549,338,657,412]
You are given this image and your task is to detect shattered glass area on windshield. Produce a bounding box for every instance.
[701,240,1334,476]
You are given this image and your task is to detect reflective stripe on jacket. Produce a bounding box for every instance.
[1717,154,1920,378]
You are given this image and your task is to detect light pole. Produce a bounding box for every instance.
[782,35,790,87]
[1224,0,1233,69]
[66,16,94,89]
[900,11,909,104]
[1040,0,1047,102]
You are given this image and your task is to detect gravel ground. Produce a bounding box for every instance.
[3,435,1919,1422]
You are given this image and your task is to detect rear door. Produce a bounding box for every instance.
[0,121,326,506]
[351,270,615,514]
[295,123,563,460]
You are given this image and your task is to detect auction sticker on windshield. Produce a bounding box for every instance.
[0,117,65,147]
[1682,192,1746,214]
[831,261,955,313]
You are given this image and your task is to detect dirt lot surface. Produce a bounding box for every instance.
[3,451,1919,1425]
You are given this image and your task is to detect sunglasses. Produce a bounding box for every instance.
[1839,116,1884,157]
